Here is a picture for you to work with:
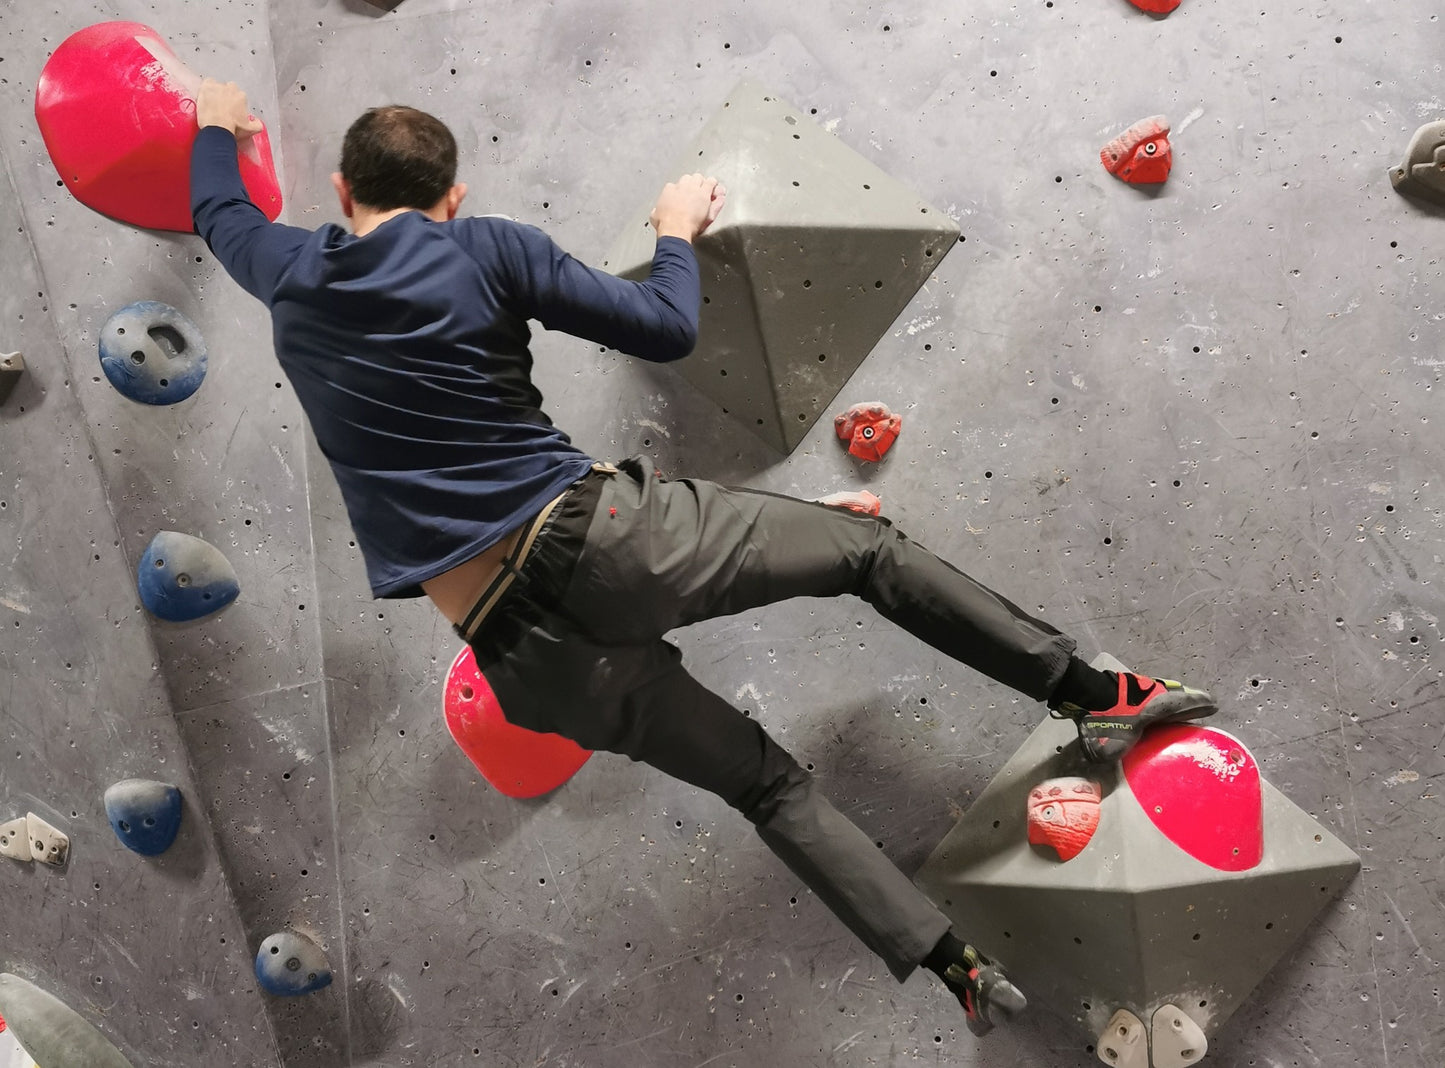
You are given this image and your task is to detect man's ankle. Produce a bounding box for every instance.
[1049,656,1117,712]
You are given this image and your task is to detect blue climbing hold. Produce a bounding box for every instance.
[98,301,207,405]
[103,779,182,856]
[137,531,239,622]
[255,932,333,997]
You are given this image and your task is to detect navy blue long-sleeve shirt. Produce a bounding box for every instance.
[190,125,700,598]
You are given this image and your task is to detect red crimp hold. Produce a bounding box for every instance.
[834,401,902,463]
[1027,777,1102,862]
[1101,115,1172,185]
[814,490,883,516]
[1128,0,1181,12]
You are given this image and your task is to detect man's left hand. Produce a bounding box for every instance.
[195,78,264,138]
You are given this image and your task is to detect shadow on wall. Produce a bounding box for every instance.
[342,0,408,16]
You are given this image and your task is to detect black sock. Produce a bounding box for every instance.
[922,930,969,980]
[1048,657,1118,712]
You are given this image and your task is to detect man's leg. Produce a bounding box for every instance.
[562,463,1212,755]
[567,464,1073,698]
[476,625,952,983]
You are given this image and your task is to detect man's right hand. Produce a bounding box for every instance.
[195,78,264,139]
[650,174,726,243]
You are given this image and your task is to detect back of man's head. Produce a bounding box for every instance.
[340,106,458,211]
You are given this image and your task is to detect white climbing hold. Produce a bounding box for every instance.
[1096,1007,1148,1068]
[1151,1004,1208,1067]
[26,813,68,867]
[0,817,31,862]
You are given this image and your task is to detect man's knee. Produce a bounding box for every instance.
[733,735,811,825]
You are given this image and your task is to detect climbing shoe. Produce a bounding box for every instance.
[940,944,1028,1037]
[1054,672,1216,763]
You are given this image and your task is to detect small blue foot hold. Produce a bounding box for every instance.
[137,531,239,622]
[255,932,333,996]
[103,779,182,856]
[99,301,208,405]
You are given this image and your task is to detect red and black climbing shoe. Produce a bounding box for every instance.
[1056,672,1217,763]
[942,944,1028,1038]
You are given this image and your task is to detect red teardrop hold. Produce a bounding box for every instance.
[443,646,592,799]
[1129,0,1182,12]
[1123,724,1264,871]
[35,21,283,232]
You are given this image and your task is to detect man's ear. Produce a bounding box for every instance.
[445,182,467,220]
[330,173,354,220]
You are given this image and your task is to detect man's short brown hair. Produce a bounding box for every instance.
[340,106,458,211]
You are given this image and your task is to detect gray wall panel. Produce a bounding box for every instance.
[0,0,319,712]
[2,0,1442,1064]
[0,125,283,1065]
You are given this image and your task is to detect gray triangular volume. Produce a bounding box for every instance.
[604,80,957,453]
[914,653,1360,1048]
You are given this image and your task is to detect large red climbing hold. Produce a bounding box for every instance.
[35,21,283,232]
[1128,0,1182,13]
[443,646,592,799]
[1123,724,1264,871]
[1100,116,1173,185]
[1026,777,1102,861]
[834,401,902,463]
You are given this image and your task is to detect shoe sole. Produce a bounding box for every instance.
[1078,700,1218,762]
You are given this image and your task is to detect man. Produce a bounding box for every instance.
[191,79,1216,1036]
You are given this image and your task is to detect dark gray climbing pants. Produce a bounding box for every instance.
[463,457,1076,981]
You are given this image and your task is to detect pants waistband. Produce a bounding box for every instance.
[452,462,617,642]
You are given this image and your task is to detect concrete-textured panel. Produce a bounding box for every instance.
[0,137,282,1065]
[176,683,348,1066]
[3,0,1444,1065]
[0,3,320,713]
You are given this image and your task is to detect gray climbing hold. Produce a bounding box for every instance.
[1390,120,1445,205]
[98,301,208,405]
[0,816,30,862]
[103,779,183,856]
[604,79,958,454]
[255,931,333,996]
[26,813,68,867]
[0,352,24,405]
[137,531,239,622]
[0,973,135,1068]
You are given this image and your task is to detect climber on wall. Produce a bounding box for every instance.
[190,77,1217,1036]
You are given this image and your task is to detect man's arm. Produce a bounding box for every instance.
[491,174,726,362]
[189,80,311,304]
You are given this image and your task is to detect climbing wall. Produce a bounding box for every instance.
[1,2,1441,1067]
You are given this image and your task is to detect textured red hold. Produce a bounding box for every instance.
[1101,115,1173,185]
[1128,0,1182,13]
[1027,777,1103,861]
[834,401,902,463]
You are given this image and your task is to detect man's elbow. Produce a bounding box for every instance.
[649,320,696,362]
